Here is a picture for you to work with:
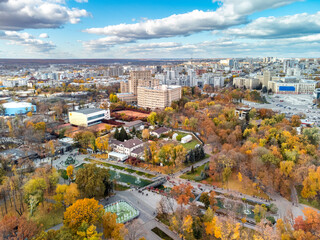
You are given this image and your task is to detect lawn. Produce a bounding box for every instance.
[182,139,201,150]
[174,131,201,150]
[31,203,64,230]
[180,164,207,181]
[296,185,320,210]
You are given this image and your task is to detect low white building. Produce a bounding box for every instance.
[268,79,317,94]
[68,108,110,127]
[111,139,144,158]
[108,151,128,162]
[181,135,192,144]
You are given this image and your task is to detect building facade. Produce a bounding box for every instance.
[137,85,182,109]
[233,77,260,89]
[68,108,110,127]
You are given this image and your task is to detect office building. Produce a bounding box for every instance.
[268,79,317,94]
[233,77,260,89]
[68,108,110,127]
[137,85,182,109]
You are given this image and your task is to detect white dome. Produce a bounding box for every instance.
[3,101,32,109]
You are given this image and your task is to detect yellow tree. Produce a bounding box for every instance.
[64,198,104,232]
[102,212,128,240]
[7,120,12,136]
[54,183,79,209]
[66,165,74,182]
[95,136,109,153]
[77,222,102,240]
[142,129,150,140]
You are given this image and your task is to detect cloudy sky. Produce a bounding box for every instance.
[0,0,319,58]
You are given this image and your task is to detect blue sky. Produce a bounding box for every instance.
[0,0,319,58]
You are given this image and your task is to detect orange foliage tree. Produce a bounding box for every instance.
[63,198,104,233]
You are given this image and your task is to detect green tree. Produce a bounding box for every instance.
[119,127,128,142]
[114,128,120,140]
[303,128,320,145]
[75,164,112,198]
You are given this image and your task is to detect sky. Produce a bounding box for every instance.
[0,0,319,59]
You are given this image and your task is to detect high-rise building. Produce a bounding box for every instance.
[129,70,152,95]
[137,85,182,109]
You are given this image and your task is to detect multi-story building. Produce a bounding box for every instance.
[129,71,152,95]
[233,77,260,89]
[111,138,144,158]
[268,79,317,94]
[137,85,182,109]
[2,78,28,87]
[68,108,110,127]
[120,80,129,93]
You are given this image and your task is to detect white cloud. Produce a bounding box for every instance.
[0,0,90,30]
[83,0,300,50]
[113,33,320,58]
[223,11,320,38]
[39,33,49,38]
[0,31,56,52]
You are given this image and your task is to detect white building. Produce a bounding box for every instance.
[68,108,110,127]
[111,139,144,158]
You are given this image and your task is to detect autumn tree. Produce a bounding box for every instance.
[142,129,150,140]
[77,222,102,240]
[66,165,74,182]
[23,177,47,216]
[0,215,39,240]
[54,183,80,209]
[301,166,320,200]
[76,164,112,198]
[95,136,109,153]
[171,183,194,207]
[102,212,128,240]
[147,112,157,126]
[64,198,104,233]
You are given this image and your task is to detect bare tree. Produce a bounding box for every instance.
[126,219,146,240]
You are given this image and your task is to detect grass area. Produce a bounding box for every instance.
[181,167,269,200]
[175,131,201,150]
[296,185,320,210]
[114,184,130,191]
[151,227,173,240]
[182,139,200,150]
[88,159,155,178]
[31,203,64,230]
[180,164,207,181]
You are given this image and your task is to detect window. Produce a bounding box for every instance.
[87,113,105,121]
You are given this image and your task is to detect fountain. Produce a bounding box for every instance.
[243,203,251,215]
[105,200,140,224]
[135,177,141,185]
[115,171,121,180]
[61,154,81,168]
[223,199,232,209]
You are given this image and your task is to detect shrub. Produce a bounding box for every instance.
[266,216,275,225]
[269,203,278,214]
[176,135,182,141]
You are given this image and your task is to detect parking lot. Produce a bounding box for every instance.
[243,94,320,126]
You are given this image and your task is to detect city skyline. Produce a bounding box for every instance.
[0,0,319,58]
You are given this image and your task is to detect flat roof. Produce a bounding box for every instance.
[109,151,128,158]
[72,108,105,115]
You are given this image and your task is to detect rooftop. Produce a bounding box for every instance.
[72,108,105,115]
[124,120,143,128]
